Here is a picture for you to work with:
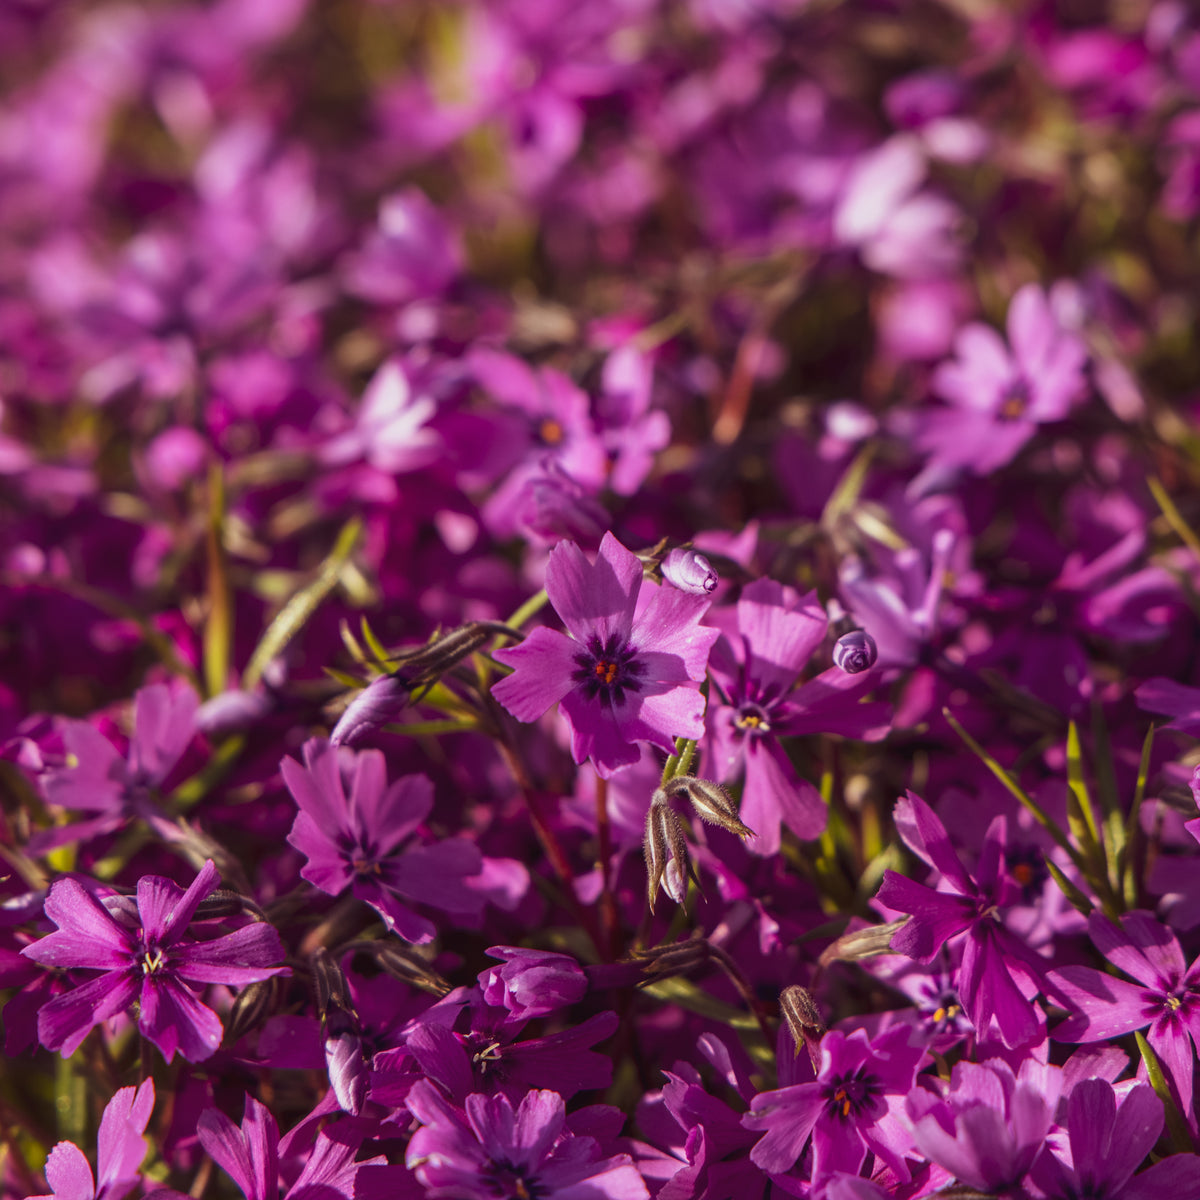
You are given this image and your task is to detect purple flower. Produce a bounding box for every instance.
[1029,1078,1200,1199]
[30,1080,154,1200]
[876,792,1045,1048]
[479,946,588,1020]
[704,579,889,854]
[905,1059,1060,1194]
[34,682,199,852]
[199,1095,384,1200]
[917,283,1088,475]
[405,1082,649,1199]
[282,738,484,944]
[1047,910,1200,1106]
[742,1026,923,1185]
[22,861,288,1062]
[492,532,720,779]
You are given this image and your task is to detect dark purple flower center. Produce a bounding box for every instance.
[572,632,645,706]
[734,702,772,737]
[484,1159,544,1200]
[821,1067,881,1123]
[998,377,1030,421]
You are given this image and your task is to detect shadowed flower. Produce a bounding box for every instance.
[1047,910,1200,1107]
[30,1081,154,1200]
[876,792,1045,1048]
[917,283,1088,476]
[34,682,199,852]
[1029,1078,1200,1199]
[704,579,889,854]
[492,532,719,778]
[905,1059,1060,1195]
[743,1026,922,1186]
[405,1082,649,1199]
[283,738,484,944]
[22,861,287,1062]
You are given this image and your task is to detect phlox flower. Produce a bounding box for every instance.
[876,792,1046,1048]
[31,1081,154,1200]
[742,1026,923,1185]
[405,1082,649,1200]
[34,682,198,852]
[282,738,484,944]
[917,282,1088,475]
[1047,910,1200,1108]
[492,532,719,779]
[22,860,287,1062]
[905,1059,1060,1195]
[1029,1078,1200,1199]
[704,578,889,854]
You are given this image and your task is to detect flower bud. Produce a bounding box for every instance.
[644,799,694,913]
[480,946,588,1019]
[310,948,367,1115]
[195,689,273,738]
[665,775,755,839]
[661,547,718,595]
[779,985,825,1071]
[330,672,412,747]
[833,629,878,674]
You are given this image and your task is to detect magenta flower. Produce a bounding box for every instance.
[22,861,287,1062]
[31,1081,154,1200]
[34,682,199,852]
[1047,910,1200,1106]
[1029,1078,1200,1199]
[906,1059,1060,1195]
[404,1082,649,1200]
[282,738,484,944]
[492,532,720,778]
[742,1026,923,1185]
[198,1096,385,1200]
[876,792,1045,1048]
[704,579,889,854]
[917,282,1088,475]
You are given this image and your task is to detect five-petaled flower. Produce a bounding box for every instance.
[492,532,720,778]
[22,860,288,1062]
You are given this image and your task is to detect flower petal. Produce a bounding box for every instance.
[491,627,580,723]
[545,533,641,645]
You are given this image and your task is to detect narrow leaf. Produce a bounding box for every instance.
[243,517,362,690]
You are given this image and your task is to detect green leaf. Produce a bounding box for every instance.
[1135,1031,1193,1152]
[1120,724,1155,909]
[203,463,233,699]
[360,617,393,670]
[1044,858,1093,916]
[944,709,1085,872]
[1149,475,1200,564]
[243,517,362,690]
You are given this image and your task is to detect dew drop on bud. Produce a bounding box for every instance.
[833,629,878,674]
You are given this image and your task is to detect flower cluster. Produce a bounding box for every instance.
[7,1,1200,1198]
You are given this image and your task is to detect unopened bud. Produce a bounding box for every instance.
[665,775,755,839]
[644,800,694,913]
[195,689,273,738]
[310,948,367,1115]
[224,976,285,1044]
[661,548,719,596]
[331,621,522,746]
[832,629,877,674]
[629,933,710,982]
[330,673,411,747]
[365,941,452,996]
[779,985,825,1071]
[816,918,910,970]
